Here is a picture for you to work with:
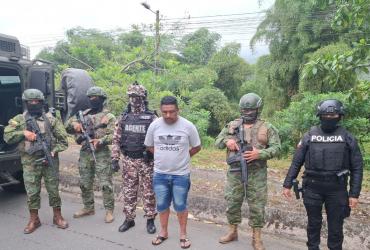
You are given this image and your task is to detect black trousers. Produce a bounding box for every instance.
[303,177,349,250]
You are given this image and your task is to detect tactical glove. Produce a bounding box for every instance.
[112,159,120,172]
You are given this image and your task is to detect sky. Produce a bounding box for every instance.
[0,0,274,61]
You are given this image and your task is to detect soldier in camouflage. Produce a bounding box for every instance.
[4,89,69,234]
[66,86,116,223]
[215,93,281,250]
[111,81,157,234]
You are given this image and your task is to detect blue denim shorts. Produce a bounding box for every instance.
[153,172,191,212]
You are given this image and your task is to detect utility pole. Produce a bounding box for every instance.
[155,10,160,75]
[141,2,160,75]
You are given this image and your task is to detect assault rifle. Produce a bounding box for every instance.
[25,116,54,167]
[292,179,303,199]
[76,111,97,164]
[227,125,252,199]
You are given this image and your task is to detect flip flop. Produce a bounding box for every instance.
[180,238,191,249]
[152,235,168,246]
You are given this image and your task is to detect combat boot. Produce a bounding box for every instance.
[252,228,265,250]
[73,208,95,218]
[105,210,114,223]
[146,218,156,234]
[24,209,41,234]
[53,207,69,229]
[118,219,135,232]
[219,224,238,244]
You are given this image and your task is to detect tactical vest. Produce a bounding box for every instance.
[306,126,349,173]
[228,119,268,149]
[120,111,154,155]
[228,119,269,167]
[80,109,110,151]
[24,112,53,155]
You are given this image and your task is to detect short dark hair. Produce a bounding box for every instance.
[160,96,178,108]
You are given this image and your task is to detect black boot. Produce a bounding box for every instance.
[146,218,156,234]
[118,219,135,232]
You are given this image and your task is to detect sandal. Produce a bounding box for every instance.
[180,238,191,249]
[152,235,168,246]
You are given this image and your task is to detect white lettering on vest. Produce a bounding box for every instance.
[311,135,344,142]
[124,124,146,133]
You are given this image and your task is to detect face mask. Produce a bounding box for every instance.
[241,110,258,124]
[129,96,144,108]
[320,117,340,133]
[27,102,43,117]
[88,97,104,111]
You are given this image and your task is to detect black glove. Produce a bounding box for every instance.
[112,159,120,172]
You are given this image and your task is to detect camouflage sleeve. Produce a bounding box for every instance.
[65,116,78,134]
[259,123,281,160]
[214,121,238,149]
[99,113,116,146]
[111,116,122,160]
[4,115,26,145]
[51,116,69,153]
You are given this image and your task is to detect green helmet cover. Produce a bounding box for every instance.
[22,88,45,101]
[86,86,107,98]
[239,93,263,110]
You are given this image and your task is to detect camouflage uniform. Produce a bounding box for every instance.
[112,82,157,233]
[216,93,281,249]
[4,88,69,233]
[66,88,116,212]
[5,111,68,209]
[215,118,281,227]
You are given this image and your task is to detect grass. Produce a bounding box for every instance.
[192,147,370,192]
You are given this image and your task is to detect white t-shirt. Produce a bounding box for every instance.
[144,116,201,175]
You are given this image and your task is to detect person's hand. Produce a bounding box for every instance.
[112,160,120,172]
[24,130,36,141]
[282,188,292,200]
[226,139,239,151]
[90,139,101,149]
[243,147,260,163]
[73,122,82,133]
[349,197,359,208]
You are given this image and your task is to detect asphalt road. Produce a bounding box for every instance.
[0,190,306,250]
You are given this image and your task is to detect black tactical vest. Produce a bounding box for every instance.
[306,126,349,173]
[120,111,154,155]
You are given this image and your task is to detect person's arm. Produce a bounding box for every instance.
[51,116,69,153]
[144,122,155,154]
[111,117,122,161]
[347,134,363,199]
[283,134,309,189]
[98,113,116,146]
[258,124,281,160]
[189,145,201,157]
[4,115,26,145]
[147,146,154,154]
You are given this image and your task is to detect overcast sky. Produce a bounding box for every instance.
[0,0,274,61]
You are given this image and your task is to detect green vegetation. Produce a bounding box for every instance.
[37,0,369,170]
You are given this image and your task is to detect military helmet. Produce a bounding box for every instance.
[316,99,344,116]
[127,81,147,97]
[22,88,45,101]
[239,93,263,110]
[86,86,107,99]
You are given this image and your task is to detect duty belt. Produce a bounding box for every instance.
[123,150,144,159]
[305,174,339,182]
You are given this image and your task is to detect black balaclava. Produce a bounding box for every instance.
[88,96,104,113]
[241,109,258,124]
[27,102,43,117]
[320,116,341,133]
[129,95,145,113]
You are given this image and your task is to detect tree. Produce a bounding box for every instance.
[178,28,221,65]
[208,43,252,100]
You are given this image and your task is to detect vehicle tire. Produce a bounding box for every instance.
[2,171,25,193]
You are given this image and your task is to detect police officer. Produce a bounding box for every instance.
[4,89,69,233]
[215,93,281,250]
[283,99,363,250]
[111,82,157,234]
[66,86,116,223]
